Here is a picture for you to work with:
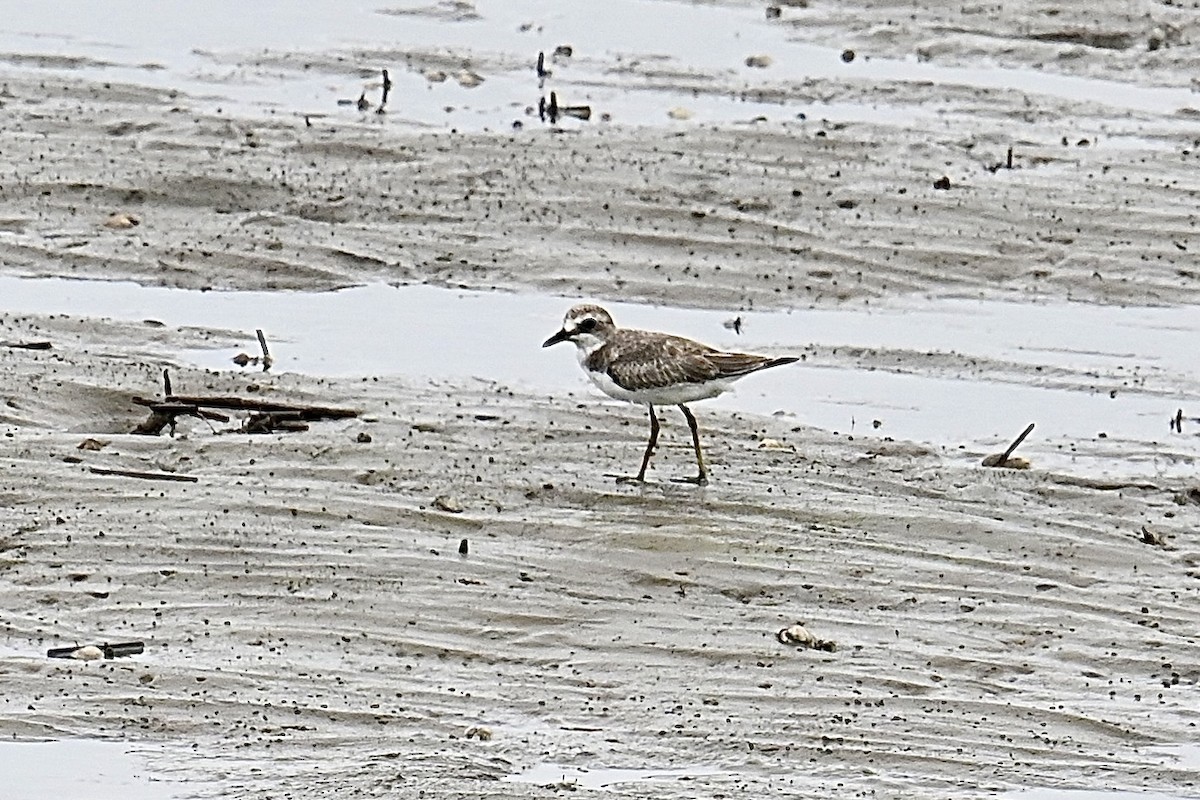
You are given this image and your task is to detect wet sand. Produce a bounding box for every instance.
[2,2,1200,798]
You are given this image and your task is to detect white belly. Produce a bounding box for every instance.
[586,368,730,406]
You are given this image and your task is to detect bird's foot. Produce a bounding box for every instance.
[670,474,709,486]
[614,474,647,485]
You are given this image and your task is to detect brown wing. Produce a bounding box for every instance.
[706,352,798,378]
[598,332,722,390]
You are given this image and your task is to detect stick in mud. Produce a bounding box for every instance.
[380,68,392,107]
[997,422,1035,467]
[256,329,274,372]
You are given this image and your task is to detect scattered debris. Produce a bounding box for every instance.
[356,431,372,444]
[77,438,108,451]
[356,91,371,112]
[539,92,557,123]
[536,51,551,80]
[776,622,836,651]
[0,340,52,350]
[1170,408,1183,433]
[455,70,484,88]
[232,329,274,372]
[933,175,952,190]
[103,212,140,229]
[723,316,743,335]
[48,641,145,660]
[766,6,782,19]
[465,726,492,741]
[243,411,311,434]
[668,107,693,121]
[433,495,464,513]
[745,54,773,68]
[1140,525,1172,548]
[982,422,1034,469]
[69,645,104,661]
[537,91,587,122]
[840,49,856,63]
[1173,487,1200,506]
[459,538,469,556]
[552,44,573,58]
[757,438,796,452]
[560,103,591,120]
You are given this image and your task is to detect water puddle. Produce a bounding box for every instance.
[1003,790,1196,800]
[0,0,1194,131]
[1,275,1197,477]
[1003,744,1200,800]
[1150,743,1200,770]
[0,740,180,800]
[506,761,730,790]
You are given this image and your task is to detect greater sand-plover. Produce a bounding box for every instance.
[543,304,797,484]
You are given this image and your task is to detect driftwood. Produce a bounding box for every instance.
[131,369,358,436]
[89,466,198,483]
[131,397,229,436]
[48,641,145,659]
[162,395,358,419]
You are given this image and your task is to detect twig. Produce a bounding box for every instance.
[255,329,273,372]
[0,340,52,350]
[132,398,230,421]
[89,466,198,483]
[131,398,228,436]
[163,395,357,418]
[997,422,1035,467]
[380,68,392,107]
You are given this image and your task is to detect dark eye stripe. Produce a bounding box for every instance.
[578,318,597,332]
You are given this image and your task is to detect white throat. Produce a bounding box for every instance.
[571,332,607,364]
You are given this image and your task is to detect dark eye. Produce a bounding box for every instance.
[578,318,597,332]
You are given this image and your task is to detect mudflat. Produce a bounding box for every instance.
[1,2,1198,797]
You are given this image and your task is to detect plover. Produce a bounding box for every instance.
[543,304,797,484]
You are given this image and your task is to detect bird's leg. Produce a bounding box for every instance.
[675,404,709,485]
[617,404,659,483]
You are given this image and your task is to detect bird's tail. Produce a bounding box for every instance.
[764,356,800,370]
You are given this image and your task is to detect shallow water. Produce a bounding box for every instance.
[0,740,181,800]
[506,762,731,790]
[1005,791,1195,800]
[1003,744,1200,800]
[1,275,1196,475]
[2,0,1195,131]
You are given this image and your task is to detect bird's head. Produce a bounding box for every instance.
[542,304,615,350]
